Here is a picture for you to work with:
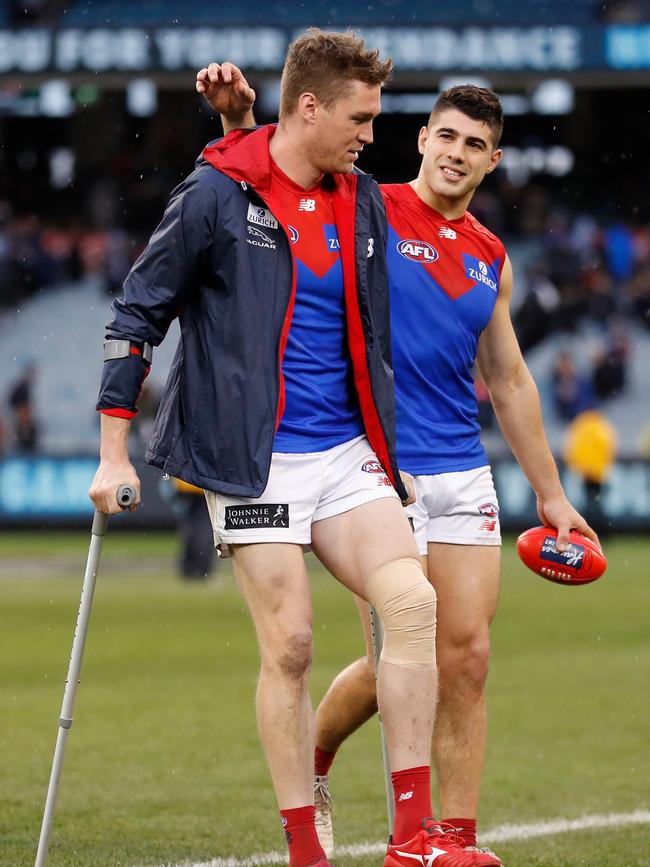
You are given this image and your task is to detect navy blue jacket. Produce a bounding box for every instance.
[97,126,406,500]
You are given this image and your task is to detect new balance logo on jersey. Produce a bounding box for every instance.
[397,239,439,264]
[298,198,316,211]
[247,203,278,230]
[398,790,414,801]
[439,226,457,239]
[224,504,290,529]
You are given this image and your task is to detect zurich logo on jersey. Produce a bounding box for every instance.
[326,228,341,251]
[464,254,498,291]
[397,239,439,264]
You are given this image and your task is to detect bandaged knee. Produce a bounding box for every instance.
[366,557,437,671]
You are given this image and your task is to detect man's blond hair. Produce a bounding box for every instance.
[280,28,393,118]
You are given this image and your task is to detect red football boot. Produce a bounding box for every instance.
[465,846,503,865]
[384,822,501,866]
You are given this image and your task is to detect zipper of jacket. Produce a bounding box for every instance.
[244,184,298,469]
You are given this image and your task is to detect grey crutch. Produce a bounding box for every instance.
[34,484,136,867]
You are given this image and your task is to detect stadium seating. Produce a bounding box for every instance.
[1,278,646,458]
[483,321,650,459]
[0,279,178,455]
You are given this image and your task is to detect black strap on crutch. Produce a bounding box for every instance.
[369,605,395,839]
[34,484,136,867]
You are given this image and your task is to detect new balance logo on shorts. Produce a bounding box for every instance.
[478,502,498,532]
[224,504,290,529]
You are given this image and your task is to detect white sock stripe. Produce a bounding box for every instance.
[150,810,650,867]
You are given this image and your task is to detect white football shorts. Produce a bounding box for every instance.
[405,465,501,554]
[205,435,399,556]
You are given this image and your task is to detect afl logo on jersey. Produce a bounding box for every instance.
[397,239,439,264]
[288,225,299,245]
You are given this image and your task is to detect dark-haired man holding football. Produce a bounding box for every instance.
[196,63,596,864]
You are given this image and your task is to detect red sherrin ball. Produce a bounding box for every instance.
[516,526,606,585]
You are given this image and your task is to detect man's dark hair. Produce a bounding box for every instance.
[428,85,504,147]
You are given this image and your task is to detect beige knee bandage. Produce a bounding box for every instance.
[366,557,437,671]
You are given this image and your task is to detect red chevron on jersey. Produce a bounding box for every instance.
[269,166,340,279]
[289,211,340,279]
[381,182,504,302]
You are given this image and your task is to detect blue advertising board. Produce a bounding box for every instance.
[0,24,649,75]
[0,456,649,530]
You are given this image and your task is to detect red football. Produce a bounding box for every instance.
[516,526,606,585]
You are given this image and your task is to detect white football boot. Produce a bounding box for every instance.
[313,775,334,858]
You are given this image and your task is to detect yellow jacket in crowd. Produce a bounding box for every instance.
[564,410,617,484]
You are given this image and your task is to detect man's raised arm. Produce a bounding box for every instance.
[196,61,257,132]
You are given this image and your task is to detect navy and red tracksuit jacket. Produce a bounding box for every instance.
[97,125,407,500]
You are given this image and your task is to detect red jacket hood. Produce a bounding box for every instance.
[201,124,356,200]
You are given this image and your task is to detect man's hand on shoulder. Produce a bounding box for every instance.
[195,61,256,130]
[89,460,141,515]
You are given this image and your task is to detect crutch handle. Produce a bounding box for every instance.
[116,484,136,508]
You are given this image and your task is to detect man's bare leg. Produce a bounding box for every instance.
[232,542,316,810]
[427,543,500,826]
[312,499,436,771]
[315,548,426,755]
[312,498,438,848]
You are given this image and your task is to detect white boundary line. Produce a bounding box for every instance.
[154,809,650,867]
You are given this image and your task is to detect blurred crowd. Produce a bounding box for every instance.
[0,363,39,457]
[469,183,650,437]
[507,198,650,352]
[2,181,649,446]
[0,200,134,308]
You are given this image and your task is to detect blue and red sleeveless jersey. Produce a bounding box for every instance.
[268,162,363,452]
[381,182,505,475]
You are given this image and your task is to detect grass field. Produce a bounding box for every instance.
[1,531,649,867]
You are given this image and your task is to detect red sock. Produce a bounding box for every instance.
[442,817,477,848]
[391,765,434,844]
[280,806,325,867]
[314,746,336,777]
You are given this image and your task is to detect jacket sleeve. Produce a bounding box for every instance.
[96,167,219,417]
